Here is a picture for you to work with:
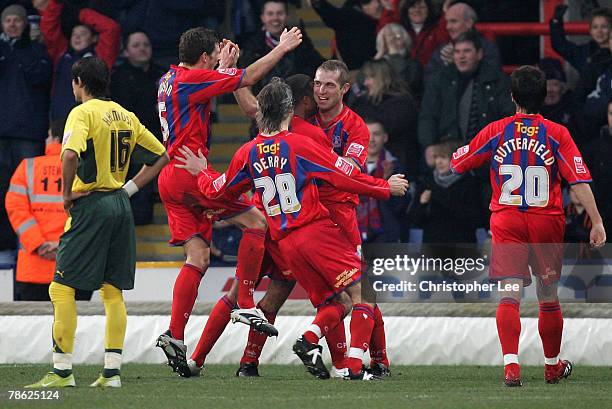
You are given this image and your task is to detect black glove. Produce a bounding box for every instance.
[554,4,568,21]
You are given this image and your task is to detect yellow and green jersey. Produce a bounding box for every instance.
[62,99,166,193]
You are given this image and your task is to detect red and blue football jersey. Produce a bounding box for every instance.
[451,113,592,215]
[157,65,245,160]
[197,130,390,240]
[311,106,370,205]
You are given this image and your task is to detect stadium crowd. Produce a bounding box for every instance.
[2,0,612,299]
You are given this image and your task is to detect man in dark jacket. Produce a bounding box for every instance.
[0,4,52,251]
[239,0,323,95]
[418,31,514,161]
[111,29,165,225]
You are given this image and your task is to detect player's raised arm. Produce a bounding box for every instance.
[450,123,497,174]
[239,27,303,88]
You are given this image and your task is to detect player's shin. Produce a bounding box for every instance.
[235,229,266,309]
[49,282,77,377]
[100,283,126,378]
[496,297,521,371]
[369,305,389,368]
[240,304,277,365]
[191,294,235,367]
[303,302,345,344]
[538,301,564,367]
[346,304,376,374]
[325,321,347,369]
[169,263,204,340]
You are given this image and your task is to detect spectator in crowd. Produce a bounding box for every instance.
[239,0,323,95]
[583,100,612,237]
[426,2,500,77]
[5,119,92,301]
[0,4,52,253]
[550,4,612,75]
[117,0,226,69]
[537,57,582,145]
[36,0,120,121]
[374,22,423,99]
[378,0,449,68]
[352,58,419,178]
[406,140,481,243]
[418,31,513,166]
[309,0,382,70]
[111,30,165,225]
[357,117,409,243]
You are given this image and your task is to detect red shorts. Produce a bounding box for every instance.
[324,202,362,248]
[260,232,294,282]
[278,218,362,307]
[158,163,253,245]
[490,211,565,287]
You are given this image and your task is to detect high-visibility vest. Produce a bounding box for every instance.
[5,143,66,284]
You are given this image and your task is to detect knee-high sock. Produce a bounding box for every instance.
[538,301,563,366]
[369,304,389,367]
[191,295,235,367]
[325,320,347,368]
[303,302,344,344]
[496,297,521,366]
[346,304,375,373]
[236,229,266,309]
[169,263,203,340]
[240,303,277,365]
[49,282,77,376]
[100,283,126,377]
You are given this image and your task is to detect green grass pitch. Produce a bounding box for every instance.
[1,364,611,409]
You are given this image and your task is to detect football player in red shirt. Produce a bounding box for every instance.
[155,26,303,376]
[176,78,408,379]
[451,66,606,387]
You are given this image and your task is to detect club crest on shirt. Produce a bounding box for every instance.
[335,157,354,175]
[453,145,469,159]
[213,173,226,191]
[217,68,238,76]
[574,156,586,174]
[346,143,364,157]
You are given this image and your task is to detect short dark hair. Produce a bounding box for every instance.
[511,65,546,114]
[123,29,150,48]
[453,29,482,51]
[50,118,67,140]
[317,60,350,86]
[591,7,612,25]
[260,0,288,14]
[363,116,385,128]
[179,27,219,65]
[285,74,313,107]
[256,77,293,133]
[71,57,109,98]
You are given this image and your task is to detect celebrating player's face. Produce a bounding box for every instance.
[313,69,347,113]
[205,43,221,70]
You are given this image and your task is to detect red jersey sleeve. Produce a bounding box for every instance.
[197,143,252,199]
[450,123,498,174]
[343,117,369,169]
[555,127,592,185]
[182,68,246,103]
[293,134,390,200]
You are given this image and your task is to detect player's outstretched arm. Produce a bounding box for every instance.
[233,87,258,119]
[570,183,606,247]
[240,27,303,88]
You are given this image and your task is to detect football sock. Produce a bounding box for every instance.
[496,297,521,367]
[346,304,375,373]
[236,229,266,309]
[538,301,563,367]
[325,320,347,368]
[49,282,77,376]
[100,283,126,377]
[303,302,344,344]
[169,263,204,340]
[191,295,235,367]
[240,304,277,365]
[369,304,389,367]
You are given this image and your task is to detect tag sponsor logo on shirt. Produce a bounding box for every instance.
[453,145,469,160]
[335,157,354,175]
[574,156,586,174]
[213,173,227,191]
[346,143,364,157]
[217,68,238,76]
